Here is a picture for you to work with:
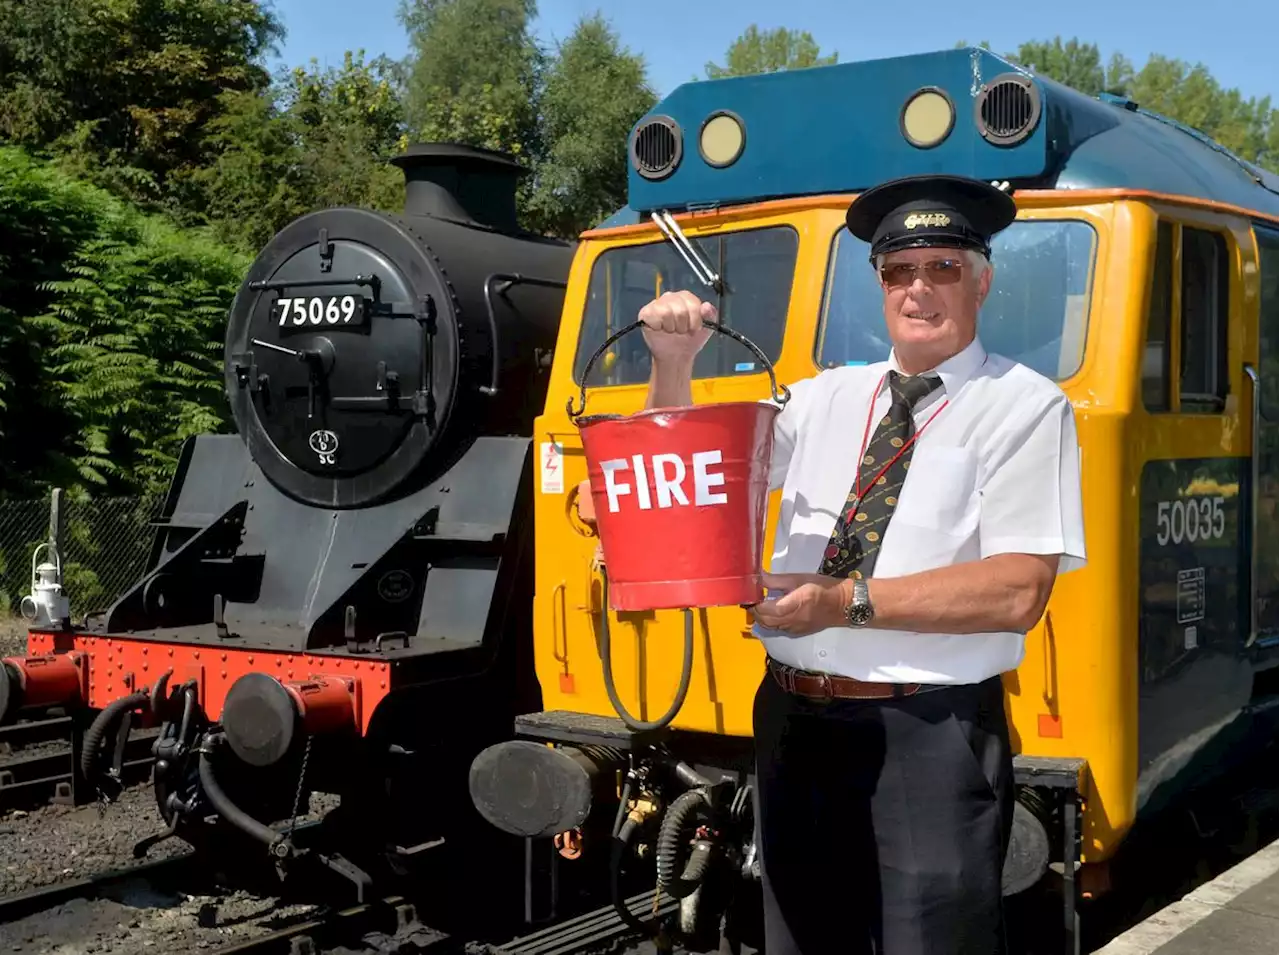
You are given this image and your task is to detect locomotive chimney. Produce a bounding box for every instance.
[390,143,527,231]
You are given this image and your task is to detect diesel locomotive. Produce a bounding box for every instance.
[8,142,574,902]
[466,46,1278,953]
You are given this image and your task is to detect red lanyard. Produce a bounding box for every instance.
[853,373,949,503]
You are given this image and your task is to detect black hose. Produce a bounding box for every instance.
[655,788,713,900]
[673,760,713,789]
[80,690,149,781]
[611,775,634,839]
[610,815,655,936]
[197,741,285,850]
[600,572,695,732]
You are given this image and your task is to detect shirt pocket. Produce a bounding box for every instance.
[891,444,979,534]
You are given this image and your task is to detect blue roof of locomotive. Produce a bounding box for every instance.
[598,47,1278,229]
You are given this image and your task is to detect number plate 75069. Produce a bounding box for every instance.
[275,295,365,330]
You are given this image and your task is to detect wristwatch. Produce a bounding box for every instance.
[844,578,875,627]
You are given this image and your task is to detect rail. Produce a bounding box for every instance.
[205,887,680,955]
[0,716,157,808]
[0,853,195,924]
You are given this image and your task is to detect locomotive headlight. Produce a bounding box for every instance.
[699,111,746,167]
[900,87,955,149]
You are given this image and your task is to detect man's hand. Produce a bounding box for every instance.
[751,572,851,636]
[639,290,716,367]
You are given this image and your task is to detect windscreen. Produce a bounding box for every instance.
[572,226,799,387]
[816,220,1098,380]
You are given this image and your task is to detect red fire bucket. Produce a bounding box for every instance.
[567,320,791,612]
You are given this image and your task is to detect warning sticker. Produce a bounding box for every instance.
[1176,567,1205,624]
[540,441,564,494]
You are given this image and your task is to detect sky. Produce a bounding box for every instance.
[262,0,1279,107]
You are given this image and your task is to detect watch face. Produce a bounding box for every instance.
[848,602,874,626]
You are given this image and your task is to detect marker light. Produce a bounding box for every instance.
[699,111,746,167]
[900,88,955,149]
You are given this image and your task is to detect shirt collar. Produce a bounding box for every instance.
[886,336,987,398]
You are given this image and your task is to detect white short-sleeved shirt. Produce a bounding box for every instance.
[755,336,1087,685]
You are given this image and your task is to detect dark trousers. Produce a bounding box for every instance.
[752,668,1014,955]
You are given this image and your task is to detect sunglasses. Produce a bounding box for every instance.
[878,259,965,288]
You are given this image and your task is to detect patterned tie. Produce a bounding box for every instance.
[819,371,944,579]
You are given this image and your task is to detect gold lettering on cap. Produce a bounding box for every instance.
[903,212,951,229]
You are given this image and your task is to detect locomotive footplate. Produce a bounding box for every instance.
[512,709,668,751]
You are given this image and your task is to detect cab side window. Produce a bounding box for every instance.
[1142,221,1173,412]
[1142,218,1231,414]
[1179,226,1229,412]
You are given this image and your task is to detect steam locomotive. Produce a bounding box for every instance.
[9,143,574,906]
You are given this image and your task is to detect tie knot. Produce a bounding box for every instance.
[888,371,942,408]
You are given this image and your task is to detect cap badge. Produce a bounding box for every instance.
[903,212,951,229]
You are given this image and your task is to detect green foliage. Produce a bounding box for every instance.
[1007,38,1132,97]
[398,0,542,161]
[958,36,1278,172]
[0,147,120,494]
[398,0,657,238]
[0,145,249,497]
[190,51,408,252]
[0,0,284,211]
[521,14,657,237]
[1122,55,1277,172]
[704,25,838,79]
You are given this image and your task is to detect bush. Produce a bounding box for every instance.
[0,145,251,497]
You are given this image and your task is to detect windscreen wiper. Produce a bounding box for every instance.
[651,210,724,296]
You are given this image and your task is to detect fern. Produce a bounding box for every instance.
[2,144,251,498]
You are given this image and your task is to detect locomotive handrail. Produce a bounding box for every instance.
[249,273,383,296]
[566,318,791,419]
[482,273,568,397]
[1244,363,1261,647]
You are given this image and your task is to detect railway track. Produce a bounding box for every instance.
[0,715,157,810]
[206,891,682,954]
[0,852,196,924]
[0,842,677,955]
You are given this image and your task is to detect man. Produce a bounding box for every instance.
[637,174,1087,955]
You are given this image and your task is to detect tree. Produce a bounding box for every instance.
[0,146,249,496]
[397,1,656,237]
[522,14,657,237]
[1009,38,1132,97]
[397,0,542,161]
[959,36,1278,172]
[0,0,284,210]
[1124,55,1276,170]
[190,51,408,251]
[704,25,837,79]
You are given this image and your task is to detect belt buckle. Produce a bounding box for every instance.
[811,672,835,703]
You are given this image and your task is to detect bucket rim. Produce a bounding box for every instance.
[572,399,782,430]
[567,319,791,420]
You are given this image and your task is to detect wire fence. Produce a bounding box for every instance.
[0,494,165,621]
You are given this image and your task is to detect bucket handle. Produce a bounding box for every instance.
[567,319,791,419]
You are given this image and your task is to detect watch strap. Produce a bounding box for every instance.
[845,578,873,627]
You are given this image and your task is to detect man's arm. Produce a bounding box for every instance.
[645,358,696,410]
[864,554,1057,632]
[754,389,1086,635]
[639,291,714,409]
[755,555,1055,635]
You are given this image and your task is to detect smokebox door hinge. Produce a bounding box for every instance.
[318,228,334,272]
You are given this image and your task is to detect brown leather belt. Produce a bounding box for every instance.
[767,657,939,702]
